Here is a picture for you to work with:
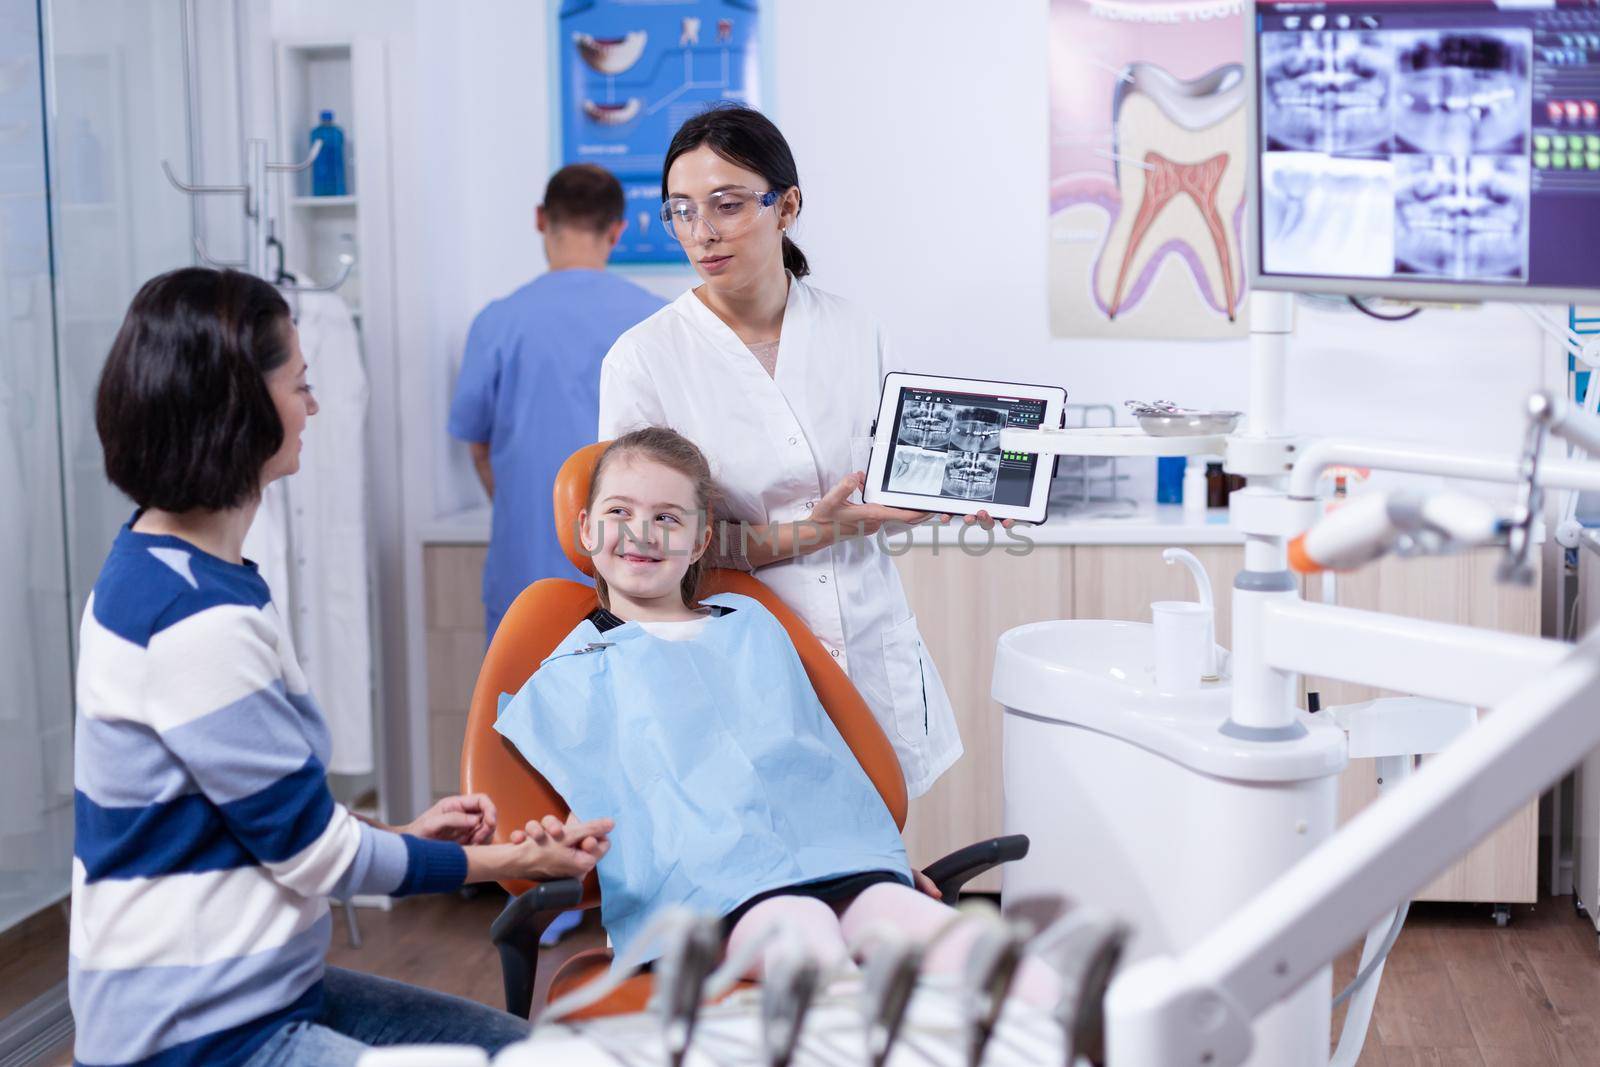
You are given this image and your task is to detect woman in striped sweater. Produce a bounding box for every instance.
[70,267,611,1066]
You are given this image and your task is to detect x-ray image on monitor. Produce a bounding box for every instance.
[1394,154,1529,280]
[1263,153,1395,277]
[942,452,1002,501]
[885,446,949,496]
[1394,31,1531,156]
[1261,31,1395,156]
[1252,0,1600,302]
[896,401,955,450]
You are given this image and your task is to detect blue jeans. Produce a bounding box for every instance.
[243,967,530,1066]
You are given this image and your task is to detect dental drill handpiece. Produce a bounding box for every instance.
[1027,907,1130,1067]
[958,919,1030,1067]
[758,928,823,1067]
[647,914,723,1067]
[849,927,925,1067]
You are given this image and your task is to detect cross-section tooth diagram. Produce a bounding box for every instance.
[1048,0,1250,339]
[1094,63,1247,323]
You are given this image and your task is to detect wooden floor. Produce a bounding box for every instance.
[21,891,1600,1065]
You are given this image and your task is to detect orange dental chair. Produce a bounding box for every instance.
[459,441,1028,1020]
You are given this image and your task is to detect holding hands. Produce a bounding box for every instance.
[406,793,613,883]
[462,810,614,885]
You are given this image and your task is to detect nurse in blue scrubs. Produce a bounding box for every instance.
[449,163,663,638]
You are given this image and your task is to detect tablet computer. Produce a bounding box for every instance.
[863,373,1067,524]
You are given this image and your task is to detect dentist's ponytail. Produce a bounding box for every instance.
[662,104,810,279]
[781,234,810,280]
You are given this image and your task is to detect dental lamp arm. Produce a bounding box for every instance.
[1105,626,1600,1067]
[1287,490,1501,574]
[1517,304,1600,368]
[1287,436,1600,500]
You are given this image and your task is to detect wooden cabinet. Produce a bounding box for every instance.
[894,543,1540,904]
[423,545,487,802]
[892,546,1074,891]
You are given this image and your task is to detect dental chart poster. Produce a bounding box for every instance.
[1048,0,1249,339]
[554,0,765,266]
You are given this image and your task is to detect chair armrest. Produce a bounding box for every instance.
[920,835,1030,905]
[488,878,585,1018]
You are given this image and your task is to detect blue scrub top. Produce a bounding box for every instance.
[449,269,664,635]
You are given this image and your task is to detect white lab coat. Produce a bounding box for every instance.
[244,287,374,775]
[598,277,962,797]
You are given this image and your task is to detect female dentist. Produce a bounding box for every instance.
[598,104,960,797]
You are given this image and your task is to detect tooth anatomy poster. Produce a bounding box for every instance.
[554,0,765,265]
[1048,0,1250,339]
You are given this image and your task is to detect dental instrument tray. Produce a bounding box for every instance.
[1125,400,1242,437]
[864,372,1068,524]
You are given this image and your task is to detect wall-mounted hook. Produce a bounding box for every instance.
[193,235,246,270]
[278,251,355,294]
[265,139,323,173]
[160,159,247,197]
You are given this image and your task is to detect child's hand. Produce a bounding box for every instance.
[913,869,943,899]
[510,813,612,853]
[507,816,613,881]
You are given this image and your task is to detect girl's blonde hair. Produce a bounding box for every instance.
[585,427,717,610]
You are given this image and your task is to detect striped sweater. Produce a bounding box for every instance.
[70,522,467,1066]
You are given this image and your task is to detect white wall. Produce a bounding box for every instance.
[249,0,1571,815]
[403,0,1564,517]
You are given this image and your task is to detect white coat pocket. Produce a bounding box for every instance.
[880,614,931,744]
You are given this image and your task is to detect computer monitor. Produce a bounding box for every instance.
[1247,0,1600,303]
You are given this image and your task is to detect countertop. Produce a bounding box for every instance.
[418,498,1243,548]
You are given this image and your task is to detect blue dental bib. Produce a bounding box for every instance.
[494,592,912,962]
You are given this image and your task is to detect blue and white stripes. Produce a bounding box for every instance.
[69,524,466,1066]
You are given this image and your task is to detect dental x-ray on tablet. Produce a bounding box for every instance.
[1248,0,1600,303]
[864,373,1066,524]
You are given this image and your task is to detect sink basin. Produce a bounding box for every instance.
[994,619,1229,718]
[993,619,1343,781]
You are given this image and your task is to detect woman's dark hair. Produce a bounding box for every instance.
[96,267,293,513]
[661,104,810,279]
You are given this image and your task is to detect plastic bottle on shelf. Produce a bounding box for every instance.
[310,110,347,197]
[1156,456,1185,504]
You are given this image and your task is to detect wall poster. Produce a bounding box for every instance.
[554,0,765,266]
[1049,0,1250,338]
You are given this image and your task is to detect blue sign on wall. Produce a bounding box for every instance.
[554,0,765,265]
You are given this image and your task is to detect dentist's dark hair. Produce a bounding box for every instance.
[662,104,809,279]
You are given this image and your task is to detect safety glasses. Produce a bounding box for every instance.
[659,187,781,242]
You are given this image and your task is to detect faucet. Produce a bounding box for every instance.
[1162,548,1218,680]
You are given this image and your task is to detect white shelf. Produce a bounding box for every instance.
[1000,426,1230,458]
[291,195,356,208]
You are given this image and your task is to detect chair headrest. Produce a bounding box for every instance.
[554,441,611,578]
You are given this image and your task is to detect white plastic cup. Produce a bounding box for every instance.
[1152,601,1209,692]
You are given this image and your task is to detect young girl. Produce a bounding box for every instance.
[496,428,1057,1000]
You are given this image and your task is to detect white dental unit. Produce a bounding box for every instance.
[995,0,1600,1060]
[358,0,1600,1062]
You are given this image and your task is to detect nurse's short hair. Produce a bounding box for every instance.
[542,164,625,234]
[96,268,293,513]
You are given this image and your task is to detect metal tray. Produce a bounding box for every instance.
[1136,411,1242,437]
